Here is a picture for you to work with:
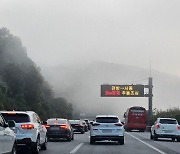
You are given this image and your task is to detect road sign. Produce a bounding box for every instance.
[101,85,144,97]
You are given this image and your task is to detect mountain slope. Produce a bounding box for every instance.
[41,62,180,118]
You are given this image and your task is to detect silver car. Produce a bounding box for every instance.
[90,115,125,145]
[0,113,16,154]
[1,111,47,154]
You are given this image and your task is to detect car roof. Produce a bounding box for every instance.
[69,120,80,121]
[96,115,119,118]
[157,118,177,120]
[0,111,35,115]
[47,118,67,121]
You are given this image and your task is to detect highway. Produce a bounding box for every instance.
[37,131,180,154]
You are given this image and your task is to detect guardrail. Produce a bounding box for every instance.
[146,126,151,132]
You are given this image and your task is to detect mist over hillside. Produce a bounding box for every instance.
[41,62,180,119]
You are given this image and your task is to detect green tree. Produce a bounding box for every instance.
[0,27,73,120]
[152,107,180,124]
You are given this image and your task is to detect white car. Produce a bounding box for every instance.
[0,113,16,154]
[150,118,180,141]
[90,115,125,145]
[1,111,47,154]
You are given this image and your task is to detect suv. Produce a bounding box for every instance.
[90,115,125,145]
[0,113,16,154]
[82,120,89,132]
[151,118,180,141]
[1,111,47,153]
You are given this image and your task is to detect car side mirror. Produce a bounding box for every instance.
[8,120,15,128]
[121,122,124,125]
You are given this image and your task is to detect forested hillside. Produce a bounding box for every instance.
[0,27,73,120]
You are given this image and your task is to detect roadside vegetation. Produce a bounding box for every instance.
[152,107,180,124]
[0,27,73,120]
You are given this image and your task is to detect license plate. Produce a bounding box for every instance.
[163,130,173,133]
[102,129,112,133]
[50,127,59,131]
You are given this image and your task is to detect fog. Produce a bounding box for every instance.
[41,62,180,119]
[1,0,180,118]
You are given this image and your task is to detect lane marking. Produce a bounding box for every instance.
[126,132,166,154]
[70,143,84,154]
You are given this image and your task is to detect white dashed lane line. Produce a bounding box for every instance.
[70,143,84,154]
[126,132,166,154]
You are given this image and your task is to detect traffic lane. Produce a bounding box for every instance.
[75,133,161,154]
[40,132,89,154]
[40,131,180,154]
[128,132,180,154]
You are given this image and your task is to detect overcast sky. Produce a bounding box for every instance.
[1,0,180,76]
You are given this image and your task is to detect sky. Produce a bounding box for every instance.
[0,0,180,76]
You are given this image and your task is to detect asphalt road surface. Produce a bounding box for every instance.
[37,131,180,154]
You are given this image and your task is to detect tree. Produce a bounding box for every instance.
[0,27,73,120]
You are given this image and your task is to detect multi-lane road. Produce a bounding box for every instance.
[38,132,180,154]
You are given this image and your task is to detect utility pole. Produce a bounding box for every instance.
[148,77,153,125]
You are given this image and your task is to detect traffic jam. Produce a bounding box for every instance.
[1,107,180,154]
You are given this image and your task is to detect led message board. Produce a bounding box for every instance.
[101,85,144,97]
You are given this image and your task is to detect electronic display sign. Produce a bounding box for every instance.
[101,85,144,97]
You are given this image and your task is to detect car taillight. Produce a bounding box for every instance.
[21,124,34,129]
[115,123,123,127]
[60,124,69,129]
[92,123,100,126]
[178,125,180,130]
[45,125,50,128]
[156,124,160,129]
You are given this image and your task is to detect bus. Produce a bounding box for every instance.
[124,106,147,132]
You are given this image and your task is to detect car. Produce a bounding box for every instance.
[84,119,90,130]
[82,120,89,132]
[44,118,74,141]
[1,111,47,154]
[69,120,85,134]
[150,118,180,141]
[89,121,94,125]
[0,113,17,154]
[90,115,125,145]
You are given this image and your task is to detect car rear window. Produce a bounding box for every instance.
[96,117,119,123]
[47,119,67,125]
[159,119,177,124]
[84,120,89,123]
[1,113,30,123]
[69,120,80,124]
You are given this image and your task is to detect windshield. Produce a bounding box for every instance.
[96,117,119,123]
[1,113,30,123]
[69,120,80,124]
[159,119,177,124]
[47,119,67,125]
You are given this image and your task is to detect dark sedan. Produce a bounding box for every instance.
[45,118,74,141]
[69,120,85,134]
